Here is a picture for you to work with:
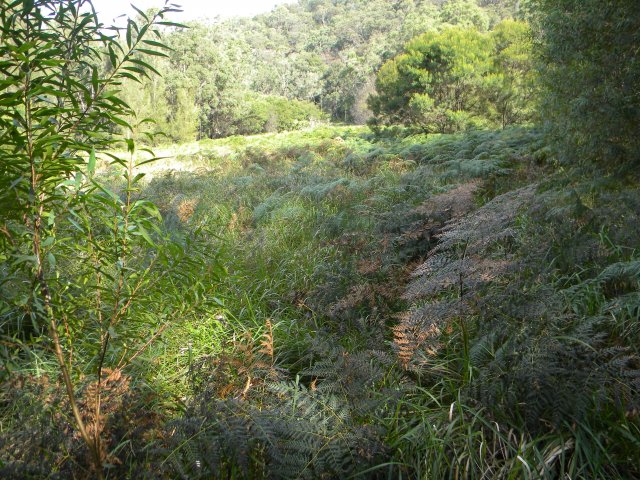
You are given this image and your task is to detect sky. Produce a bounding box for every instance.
[91,0,297,24]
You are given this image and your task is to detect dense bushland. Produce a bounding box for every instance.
[5,124,639,477]
[115,0,526,141]
[1,0,640,479]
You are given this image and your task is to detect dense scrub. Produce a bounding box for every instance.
[2,0,640,478]
[4,125,638,478]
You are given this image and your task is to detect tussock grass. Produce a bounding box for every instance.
[3,125,639,478]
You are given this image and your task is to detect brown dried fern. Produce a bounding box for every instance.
[393,300,464,368]
[395,184,537,367]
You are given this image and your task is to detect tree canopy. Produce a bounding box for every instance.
[114,0,524,141]
[368,20,535,133]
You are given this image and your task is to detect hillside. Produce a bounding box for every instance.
[117,0,525,140]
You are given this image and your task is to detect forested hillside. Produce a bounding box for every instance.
[1,0,639,479]
[117,0,526,140]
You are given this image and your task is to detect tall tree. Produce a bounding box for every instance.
[536,0,640,166]
[368,27,495,133]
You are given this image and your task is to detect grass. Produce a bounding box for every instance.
[2,125,639,478]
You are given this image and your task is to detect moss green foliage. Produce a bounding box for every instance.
[225,93,327,136]
[441,0,491,30]
[368,20,536,133]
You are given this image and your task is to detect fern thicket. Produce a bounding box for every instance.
[395,185,536,368]
[462,183,640,476]
[7,116,639,477]
[385,161,640,477]
[167,343,396,479]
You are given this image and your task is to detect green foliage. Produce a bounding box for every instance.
[219,93,326,137]
[0,1,223,476]
[535,0,640,167]
[106,0,523,137]
[168,345,392,479]
[2,0,640,477]
[369,27,494,132]
[368,21,536,132]
[4,107,640,476]
[441,0,490,30]
[485,19,537,127]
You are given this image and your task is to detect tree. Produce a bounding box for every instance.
[163,22,247,140]
[485,19,536,128]
[368,21,536,133]
[535,0,640,167]
[0,1,217,476]
[441,0,490,31]
[368,27,495,133]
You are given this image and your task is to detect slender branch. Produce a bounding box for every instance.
[95,145,135,462]
[118,321,171,370]
[22,14,102,477]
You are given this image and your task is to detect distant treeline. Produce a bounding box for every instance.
[112,0,526,141]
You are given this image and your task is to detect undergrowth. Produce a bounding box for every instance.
[2,126,639,478]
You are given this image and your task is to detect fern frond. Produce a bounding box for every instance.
[435,184,536,255]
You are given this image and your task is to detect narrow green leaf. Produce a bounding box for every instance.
[135,48,169,58]
[212,297,225,307]
[127,58,161,76]
[88,148,96,177]
[108,113,133,129]
[122,65,150,79]
[47,252,56,269]
[13,255,37,265]
[135,156,166,167]
[42,237,55,247]
[142,39,171,50]
[135,222,155,246]
[108,45,118,67]
[126,20,133,48]
[91,66,98,93]
[156,21,188,28]
[130,4,149,22]
[22,0,34,15]
[117,71,142,83]
[91,180,119,201]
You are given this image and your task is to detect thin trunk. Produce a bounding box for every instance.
[25,60,103,478]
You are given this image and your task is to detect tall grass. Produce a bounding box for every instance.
[3,125,639,477]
